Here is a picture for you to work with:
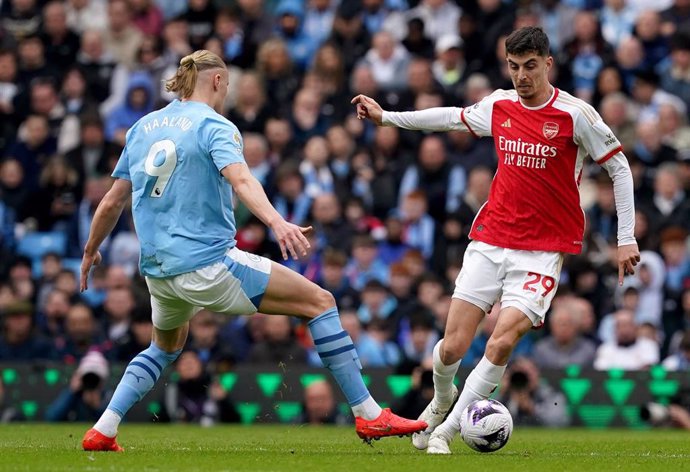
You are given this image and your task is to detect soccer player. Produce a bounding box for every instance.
[80,50,426,452]
[352,26,641,454]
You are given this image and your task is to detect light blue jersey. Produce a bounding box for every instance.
[112,99,245,278]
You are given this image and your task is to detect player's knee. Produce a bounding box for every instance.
[306,288,336,318]
[440,335,470,365]
[486,333,518,361]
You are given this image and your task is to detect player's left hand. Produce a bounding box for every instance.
[617,242,640,286]
[80,250,102,292]
[270,219,313,261]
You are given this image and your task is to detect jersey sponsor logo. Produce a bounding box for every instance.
[501,119,511,128]
[542,122,559,140]
[603,132,618,147]
[498,136,558,157]
[498,136,557,170]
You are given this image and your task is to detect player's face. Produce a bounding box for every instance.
[506,52,553,104]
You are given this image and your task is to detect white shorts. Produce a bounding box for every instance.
[146,247,273,330]
[453,240,563,326]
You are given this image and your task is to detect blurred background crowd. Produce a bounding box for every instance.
[0,0,690,425]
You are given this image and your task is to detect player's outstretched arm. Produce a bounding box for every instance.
[222,162,312,261]
[80,178,131,291]
[351,94,465,132]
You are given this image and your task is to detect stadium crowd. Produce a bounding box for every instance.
[1,0,690,419]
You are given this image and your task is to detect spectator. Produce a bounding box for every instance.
[398,135,465,222]
[296,379,350,425]
[64,114,118,183]
[289,88,329,147]
[303,0,337,47]
[660,30,690,117]
[318,249,360,310]
[1,0,41,42]
[274,0,315,72]
[272,162,311,227]
[65,0,108,34]
[129,0,164,37]
[634,9,669,70]
[431,34,468,95]
[641,163,690,232]
[594,309,660,370]
[101,286,135,343]
[7,115,56,192]
[498,357,569,427]
[226,71,271,135]
[103,0,143,68]
[22,155,80,231]
[663,330,690,370]
[40,1,81,76]
[345,234,389,291]
[300,136,335,199]
[359,31,410,92]
[45,350,110,421]
[659,227,690,293]
[104,71,154,146]
[0,300,54,360]
[601,0,637,48]
[75,30,117,103]
[111,305,153,362]
[356,279,398,326]
[401,17,435,60]
[248,315,308,365]
[340,309,398,367]
[533,302,597,368]
[158,351,209,423]
[56,302,101,362]
[0,49,19,155]
[186,310,235,371]
[311,192,352,253]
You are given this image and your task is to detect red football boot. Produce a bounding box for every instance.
[355,408,428,444]
[82,428,124,452]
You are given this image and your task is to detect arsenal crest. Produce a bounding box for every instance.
[543,122,559,139]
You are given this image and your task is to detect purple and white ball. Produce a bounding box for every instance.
[460,399,513,453]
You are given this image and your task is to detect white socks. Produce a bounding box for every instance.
[436,356,506,436]
[352,395,383,420]
[432,339,461,405]
[93,409,122,438]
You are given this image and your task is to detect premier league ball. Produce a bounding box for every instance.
[459,399,513,453]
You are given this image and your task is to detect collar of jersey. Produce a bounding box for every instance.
[517,86,558,111]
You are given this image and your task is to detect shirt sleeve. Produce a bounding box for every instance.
[600,152,636,247]
[574,105,623,165]
[203,116,246,171]
[381,89,509,137]
[111,128,133,180]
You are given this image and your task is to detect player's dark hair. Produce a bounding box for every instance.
[505,26,550,57]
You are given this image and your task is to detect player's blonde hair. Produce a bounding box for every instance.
[165,50,226,99]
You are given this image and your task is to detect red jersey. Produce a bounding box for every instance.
[460,88,623,254]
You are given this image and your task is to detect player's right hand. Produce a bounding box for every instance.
[270,219,313,261]
[80,250,102,292]
[351,94,384,126]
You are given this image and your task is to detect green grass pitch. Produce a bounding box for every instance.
[0,424,688,472]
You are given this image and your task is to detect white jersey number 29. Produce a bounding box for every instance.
[144,139,177,198]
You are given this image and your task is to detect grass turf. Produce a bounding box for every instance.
[0,424,688,472]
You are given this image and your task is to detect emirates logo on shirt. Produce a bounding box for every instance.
[543,122,559,140]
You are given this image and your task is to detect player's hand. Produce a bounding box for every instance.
[351,94,384,126]
[270,219,313,261]
[80,250,102,292]
[617,242,641,286]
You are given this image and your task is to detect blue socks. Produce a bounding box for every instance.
[308,308,370,407]
[107,342,182,417]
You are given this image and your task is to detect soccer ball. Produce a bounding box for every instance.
[459,399,513,452]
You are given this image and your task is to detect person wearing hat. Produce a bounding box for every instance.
[0,301,55,360]
[432,34,467,93]
[45,350,111,421]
